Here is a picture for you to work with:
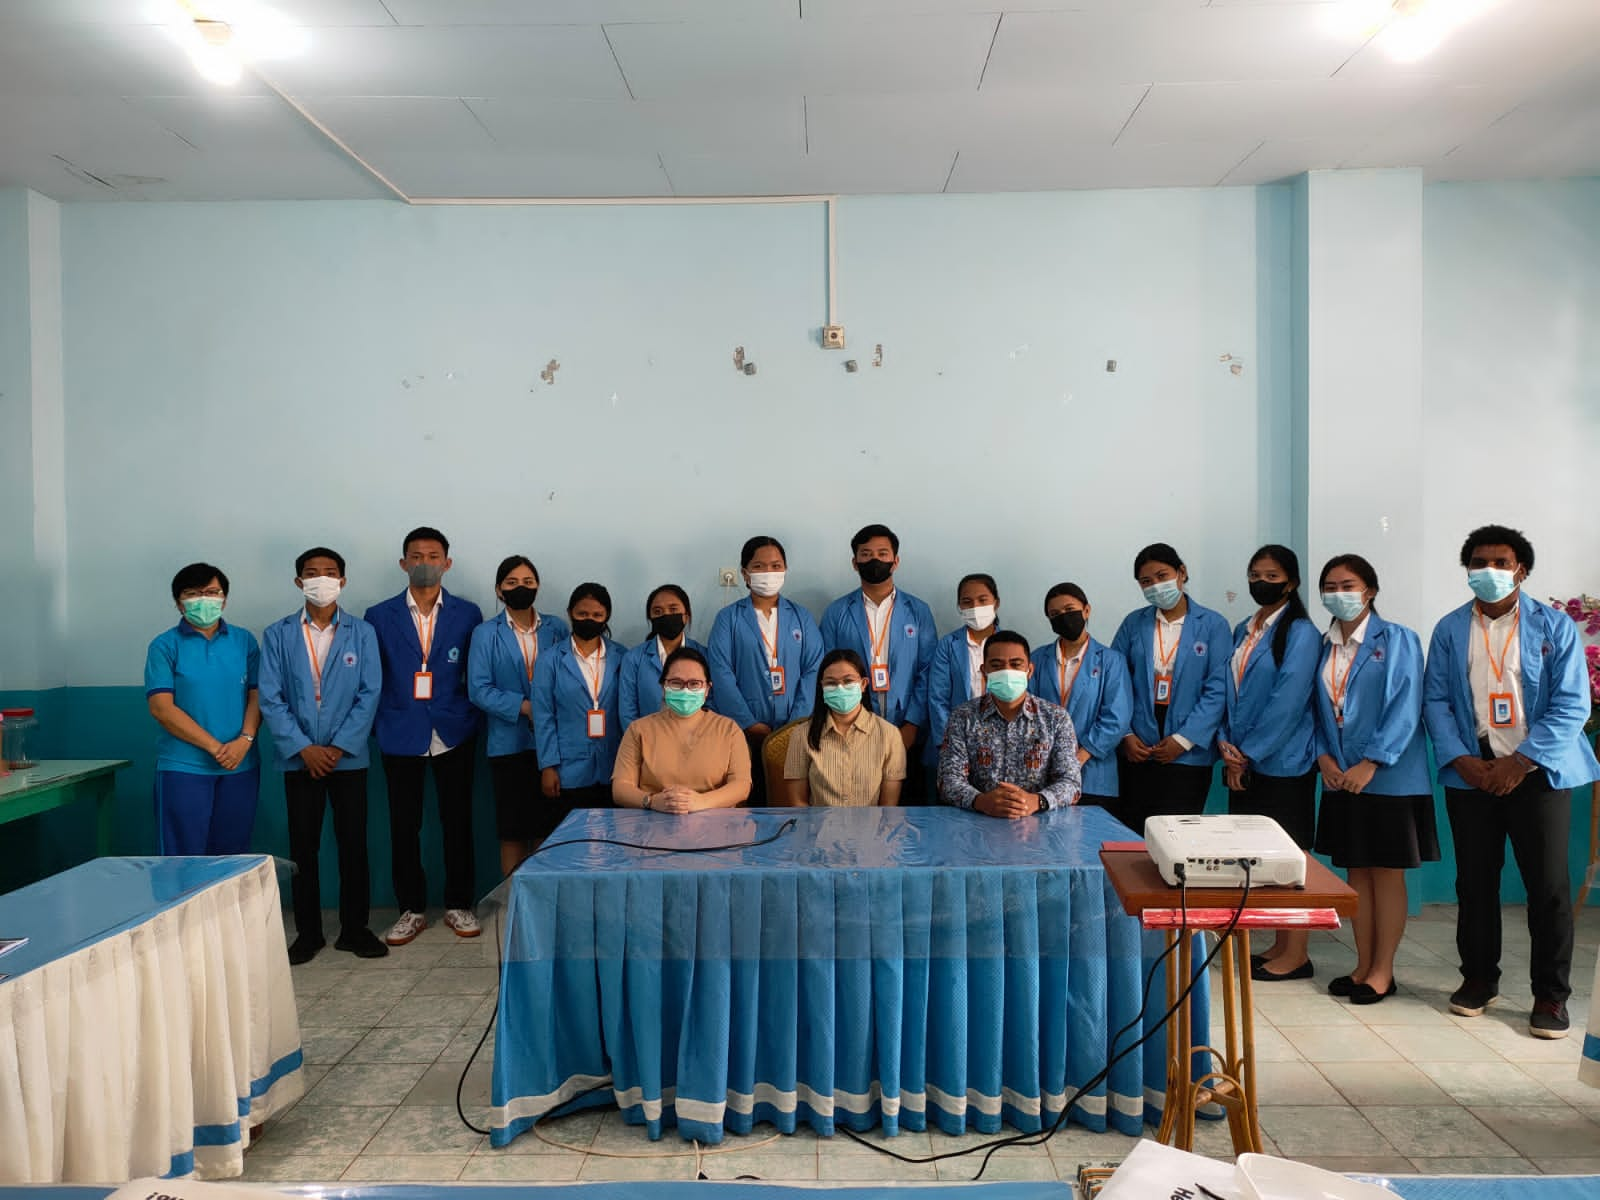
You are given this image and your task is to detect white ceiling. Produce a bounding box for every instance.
[0,0,1596,201]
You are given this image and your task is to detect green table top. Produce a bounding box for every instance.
[0,760,130,800]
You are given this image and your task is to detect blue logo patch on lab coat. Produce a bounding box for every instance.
[904,624,917,638]
[1372,648,1384,663]
[1542,641,1552,656]
[1194,642,1207,656]
[792,628,803,642]
[343,652,358,667]
[447,646,460,663]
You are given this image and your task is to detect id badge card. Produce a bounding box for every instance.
[871,664,890,693]
[769,665,786,695]
[1154,673,1172,705]
[1489,692,1516,728]
[586,708,607,739]
[413,671,433,701]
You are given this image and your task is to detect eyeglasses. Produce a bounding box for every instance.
[180,588,226,600]
[662,678,707,692]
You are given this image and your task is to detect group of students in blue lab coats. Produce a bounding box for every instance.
[144,521,1595,1040]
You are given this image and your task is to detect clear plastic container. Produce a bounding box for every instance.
[1,708,39,769]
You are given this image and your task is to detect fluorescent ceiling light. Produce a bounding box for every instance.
[1322,0,1499,60]
[150,0,306,86]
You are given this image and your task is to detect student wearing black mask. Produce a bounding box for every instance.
[532,583,626,810]
[468,556,570,875]
[1217,545,1321,981]
[620,584,713,730]
[1027,583,1133,808]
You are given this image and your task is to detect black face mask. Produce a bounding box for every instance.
[650,613,687,641]
[1050,611,1087,642]
[501,585,538,611]
[856,559,894,586]
[570,618,607,641]
[1248,580,1290,607]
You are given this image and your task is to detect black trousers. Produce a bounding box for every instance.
[1112,759,1214,838]
[383,740,477,913]
[1446,777,1574,1003]
[285,767,371,941]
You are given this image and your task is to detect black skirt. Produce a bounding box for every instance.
[490,751,573,842]
[1227,769,1317,849]
[1314,788,1440,870]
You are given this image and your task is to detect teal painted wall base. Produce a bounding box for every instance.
[3,686,1596,933]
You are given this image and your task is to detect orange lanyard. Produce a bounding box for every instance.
[1234,619,1269,688]
[757,609,781,667]
[302,619,332,702]
[413,606,436,669]
[510,618,538,682]
[866,595,895,665]
[1328,642,1358,717]
[1478,606,1520,683]
[1154,617,1179,672]
[576,646,604,704]
[1058,644,1085,704]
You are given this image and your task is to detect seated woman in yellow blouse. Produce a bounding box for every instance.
[612,647,751,813]
[782,649,906,807]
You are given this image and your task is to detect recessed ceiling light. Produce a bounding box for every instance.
[1322,0,1499,60]
[152,0,306,86]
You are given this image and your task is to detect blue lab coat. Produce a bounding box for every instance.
[1028,638,1134,796]
[258,609,381,773]
[531,636,627,789]
[1110,598,1233,767]
[707,596,825,730]
[1312,611,1432,795]
[467,611,570,758]
[619,634,712,729]
[364,589,484,756]
[820,588,938,729]
[1220,612,1321,778]
[926,627,980,768]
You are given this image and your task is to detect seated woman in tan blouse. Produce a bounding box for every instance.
[783,649,906,807]
[612,646,751,813]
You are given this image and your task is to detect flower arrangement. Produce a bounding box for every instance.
[1551,595,1600,734]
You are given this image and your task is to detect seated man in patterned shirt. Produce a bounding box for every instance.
[937,629,1083,817]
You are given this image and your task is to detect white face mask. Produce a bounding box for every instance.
[959,604,996,632]
[301,577,342,607]
[747,570,785,597]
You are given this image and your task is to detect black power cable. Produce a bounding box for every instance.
[454,816,801,1135]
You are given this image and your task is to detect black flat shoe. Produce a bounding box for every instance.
[1327,974,1356,997]
[1350,979,1398,1005]
[1251,959,1314,982]
[1250,953,1270,969]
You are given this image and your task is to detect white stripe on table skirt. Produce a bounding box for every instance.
[492,1073,615,1127]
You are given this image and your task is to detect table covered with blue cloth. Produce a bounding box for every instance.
[489,805,1207,1148]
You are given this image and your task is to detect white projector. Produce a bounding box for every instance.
[1145,814,1307,888]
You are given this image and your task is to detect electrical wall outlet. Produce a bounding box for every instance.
[718,568,738,587]
[822,325,845,349]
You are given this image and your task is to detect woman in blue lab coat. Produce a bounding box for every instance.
[1109,542,1232,837]
[532,582,626,811]
[620,584,711,730]
[707,535,825,804]
[1313,553,1436,1005]
[926,573,1001,792]
[1218,544,1321,981]
[468,555,569,874]
[1028,582,1133,808]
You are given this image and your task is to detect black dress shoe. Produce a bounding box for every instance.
[335,928,390,959]
[1350,979,1398,1005]
[1250,953,1269,970]
[1327,974,1356,997]
[1251,959,1314,982]
[287,934,325,966]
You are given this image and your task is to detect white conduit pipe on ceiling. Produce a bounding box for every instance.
[255,68,843,332]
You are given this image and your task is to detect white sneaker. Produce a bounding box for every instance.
[385,910,427,946]
[444,908,481,938]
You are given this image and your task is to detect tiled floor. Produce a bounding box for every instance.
[248,903,1600,1184]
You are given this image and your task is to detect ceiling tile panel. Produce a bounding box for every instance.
[371,149,672,196]
[382,0,795,23]
[312,97,497,155]
[806,85,1147,154]
[663,146,956,194]
[948,138,1262,191]
[466,96,806,155]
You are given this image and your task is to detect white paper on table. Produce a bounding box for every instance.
[1097,1138,1243,1200]
[107,1180,288,1200]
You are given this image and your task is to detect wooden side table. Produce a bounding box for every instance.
[1101,848,1358,1156]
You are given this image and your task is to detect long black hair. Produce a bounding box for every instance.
[1249,544,1310,666]
[566,581,613,639]
[807,648,875,751]
[1318,554,1381,617]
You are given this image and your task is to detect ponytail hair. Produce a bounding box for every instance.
[1250,544,1310,667]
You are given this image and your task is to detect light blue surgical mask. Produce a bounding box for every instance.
[1142,580,1183,612]
[1321,591,1367,622]
[1467,568,1518,604]
[985,669,1029,703]
[182,596,224,628]
[822,683,863,713]
[662,688,707,716]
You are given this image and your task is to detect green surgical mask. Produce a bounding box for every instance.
[822,683,863,713]
[662,688,707,716]
[182,596,225,628]
[986,669,1029,702]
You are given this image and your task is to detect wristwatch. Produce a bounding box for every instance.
[241,733,256,743]
[643,794,654,810]
[1036,794,1048,813]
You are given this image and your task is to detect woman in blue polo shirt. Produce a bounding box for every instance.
[468,555,570,875]
[143,561,262,855]
[532,582,627,810]
[620,584,710,730]
[1029,582,1133,808]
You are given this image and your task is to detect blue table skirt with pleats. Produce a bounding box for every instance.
[489,806,1208,1147]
